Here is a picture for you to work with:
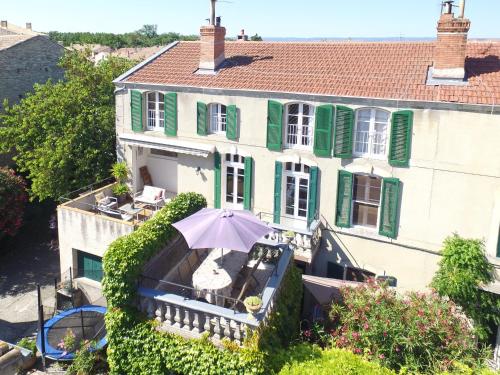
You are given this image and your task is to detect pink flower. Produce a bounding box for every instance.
[379,354,385,359]
[363,323,369,330]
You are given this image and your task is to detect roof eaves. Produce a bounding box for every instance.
[113,41,179,84]
[0,34,35,52]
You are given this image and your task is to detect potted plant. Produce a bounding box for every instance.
[244,296,262,316]
[111,161,129,203]
[16,337,37,370]
[282,230,295,244]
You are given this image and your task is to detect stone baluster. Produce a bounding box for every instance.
[173,305,185,329]
[192,310,205,334]
[222,318,233,340]
[233,320,242,345]
[164,303,175,327]
[203,313,213,335]
[155,302,166,323]
[183,307,194,331]
[146,298,156,319]
[212,316,222,340]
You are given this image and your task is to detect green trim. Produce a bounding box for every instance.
[266,100,283,151]
[333,105,354,158]
[273,161,282,224]
[164,92,177,136]
[307,166,319,227]
[197,102,207,136]
[214,152,221,208]
[313,105,334,157]
[388,110,413,167]
[335,170,353,228]
[243,157,253,210]
[226,105,238,140]
[379,177,401,239]
[130,90,143,132]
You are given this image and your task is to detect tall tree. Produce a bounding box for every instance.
[0,51,135,201]
[0,167,27,237]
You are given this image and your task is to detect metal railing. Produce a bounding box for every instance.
[58,177,115,203]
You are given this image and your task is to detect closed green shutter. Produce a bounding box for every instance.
[307,166,319,227]
[333,106,354,158]
[77,251,103,282]
[335,170,353,227]
[130,90,143,132]
[197,102,207,136]
[266,100,283,151]
[313,105,334,157]
[379,178,401,239]
[243,157,253,210]
[226,105,238,140]
[388,110,413,167]
[164,92,177,136]
[273,161,282,224]
[214,152,221,208]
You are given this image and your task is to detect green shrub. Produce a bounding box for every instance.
[329,279,486,374]
[278,345,395,375]
[16,337,37,354]
[67,341,107,375]
[431,234,500,341]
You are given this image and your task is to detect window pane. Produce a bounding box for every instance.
[288,104,299,115]
[352,202,378,228]
[372,122,387,155]
[354,120,369,154]
[237,168,244,204]
[353,175,368,201]
[226,167,234,203]
[295,163,301,172]
[285,162,292,171]
[358,109,371,121]
[304,165,310,174]
[226,154,231,161]
[375,110,389,123]
[285,176,295,215]
[368,177,381,204]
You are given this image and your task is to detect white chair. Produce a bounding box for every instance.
[94,192,117,210]
[133,185,166,210]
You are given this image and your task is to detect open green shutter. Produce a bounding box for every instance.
[379,178,401,239]
[496,228,500,258]
[307,166,319,227]
[266,100,283,151]
[335,170,353,227]
[197,102,207,136]
[388,110,413,167]
[214,152,221,208]
[273,161,282,224]
[164,92,177,136]
[313,105,334,157]
[333,106,354,158]
[130,90,143,132]
[226,105,238,140]
[243,157,253,210]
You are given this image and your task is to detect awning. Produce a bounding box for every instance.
[119,133,216,158]
[302,275,363,305]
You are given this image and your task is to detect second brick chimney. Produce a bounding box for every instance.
[432,1,470,80]
[199,23,226,72]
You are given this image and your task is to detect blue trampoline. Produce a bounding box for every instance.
[36,305,107,361]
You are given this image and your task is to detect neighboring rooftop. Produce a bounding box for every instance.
[0,20,44,51]
[121,40,500,106]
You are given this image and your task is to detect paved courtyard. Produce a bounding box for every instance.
[0,203,60,344]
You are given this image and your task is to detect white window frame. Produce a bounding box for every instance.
[208,103,227,134]
[223,153,245,209]
[284,102,315,150]
[282,162,310,221]
[350,173,382,230]
[146,92,165,131]
[353,108,390,159]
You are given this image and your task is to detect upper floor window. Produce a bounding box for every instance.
[352,174,382,228]
[283,162,310,219]
[209,103,227,134]
[285,103,315,150]
[353,108,390,158]
[146,92,165,131]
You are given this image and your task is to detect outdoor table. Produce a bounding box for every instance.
[192,248,248,306]
[118,203,144,221]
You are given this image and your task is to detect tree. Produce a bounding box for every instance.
[137,24,158,39]
[250,33,263,41]
[0,51,135,201]
[0,167,27,236]
[431,234,500,341]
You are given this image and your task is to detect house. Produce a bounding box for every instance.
[57,1,500,302]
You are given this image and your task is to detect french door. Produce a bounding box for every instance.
[224,154,245,209]
[283,162,310,219]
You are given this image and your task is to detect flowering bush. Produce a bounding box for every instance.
[0,167,27,237]
[329,280,486,373]
[57,328,77,355]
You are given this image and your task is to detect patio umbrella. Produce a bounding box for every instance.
[172,208,274,253]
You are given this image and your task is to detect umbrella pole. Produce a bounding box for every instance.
[221,248,224,267]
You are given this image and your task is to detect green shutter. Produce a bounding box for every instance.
[335,170,353,227]
[164,92,177,136]
[226,105,238,140]
[130,90,143,132]
[379,178,401,239]
[388,110,413,167]
[214,151,221,208]
[307,166,319,227]
[77,251,103,282]
[197,102,207,136]
[266,100,283,151]
[313,105,334,157]
[243,157,253,210]
[496,228,500,258]
[333,106,354,158]
[273,161,282,224]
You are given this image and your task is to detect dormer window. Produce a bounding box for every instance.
[353,108,390,158]
[209,103,227,134]
[284,103,315,150]
[146,92,165,131]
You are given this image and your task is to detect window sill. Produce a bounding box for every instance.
[74,277,103,288]
[337,225,390,242]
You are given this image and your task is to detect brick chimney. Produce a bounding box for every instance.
[0,20,7,28]
[432,0,470,80]
[25,22,32,30]
[198,0,226,72]
[237,29,248,42]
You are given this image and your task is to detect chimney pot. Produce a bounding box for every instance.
[26,22,32,30]
[1,20,7,28]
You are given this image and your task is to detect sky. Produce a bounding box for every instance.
[2,0,499,39]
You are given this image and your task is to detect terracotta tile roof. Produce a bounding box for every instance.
[124,41,500,106]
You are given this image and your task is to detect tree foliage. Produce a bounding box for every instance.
[0,167,27,236]
[250,33,263,41]
[431,234,500,341]
[49,25,197,49]
[0,51,135,201]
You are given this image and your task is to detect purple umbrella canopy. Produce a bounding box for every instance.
[172,208,274,252]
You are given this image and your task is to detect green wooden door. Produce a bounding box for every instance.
[77,251,103,282]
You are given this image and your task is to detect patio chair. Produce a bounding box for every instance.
[133,185,165,210]
[96,206,133,221]
[94,192,117,210]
